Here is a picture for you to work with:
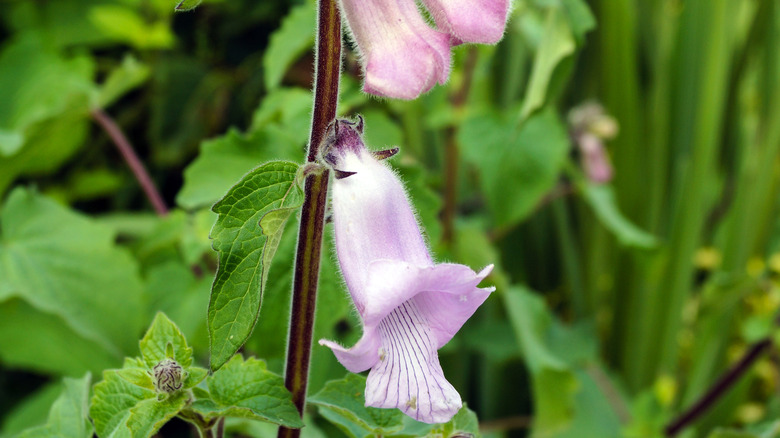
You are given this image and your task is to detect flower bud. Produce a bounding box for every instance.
[153,359,183,394]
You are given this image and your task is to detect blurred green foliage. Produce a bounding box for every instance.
[0,0,779,437]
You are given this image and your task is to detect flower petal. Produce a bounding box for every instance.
[365,300,461,423]
[329,124,432,308]
[319,327,382,373]
[361,260,493,328]
[421,0,510,45]
[415,266,494,348]
[339,0,451,99]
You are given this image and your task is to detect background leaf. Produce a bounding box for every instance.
[0,188,145,358]
[459,108,570,228]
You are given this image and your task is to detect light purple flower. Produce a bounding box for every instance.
[339,0,510,99]
[318,118,494,424]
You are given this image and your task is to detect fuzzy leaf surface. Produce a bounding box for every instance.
[191,355,303,428]
[207,160,304,370]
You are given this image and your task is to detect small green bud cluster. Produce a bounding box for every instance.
[153,359,183,393]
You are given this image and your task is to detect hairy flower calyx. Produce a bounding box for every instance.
[153,358,184,394]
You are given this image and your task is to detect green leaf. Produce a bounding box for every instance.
[580,183,658,249]
[175,0,203,11]
[192,355,303,428]
[88,6,174,49]
[393,405,482,438]
[249,87,312,136]
[263,2,316,89]
[98,55,151,108]
[90,370,187,438]
[14,374,93,438]
[459,109,569,227]
[177,128,304,209]
[0,382,62,437]
[519,7,576,120]
[208,161,304,370]
[503,286,577,436]
[309,374,405,438]
[707,431,760,438]
[116,368,154,391]
[0,33,95,157]
[0,299,120,375]
[0,109,89,195]
[244,217,352,393]
[185,367,209,389]
[560,0,596,43]
[0,188,145,356]
[139,312,193,369]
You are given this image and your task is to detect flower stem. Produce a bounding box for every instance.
[664,336,773,436]
[277,0,341,437]
[90,109,168,216]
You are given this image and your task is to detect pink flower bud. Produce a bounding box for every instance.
[339,0,510,99]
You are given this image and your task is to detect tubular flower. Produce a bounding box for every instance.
[339,0,510,99]
[319,118,494,424]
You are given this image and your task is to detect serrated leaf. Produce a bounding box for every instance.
[0,188,144,357]
[208,160,304,370]
[90,370,187,438]
[309,374,405,438]
[98,55,150,108]
[263,3,316,89]
[459,109,569,227]
[116,368,154,390]
[185,367,209,389]
[15,374,93,438]
[139,312,193,369]
[580,183,658,249]
[192,355,303,428]
[175,0,203,11]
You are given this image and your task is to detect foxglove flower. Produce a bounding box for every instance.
[340,0,510,99]
[319,118,494,424]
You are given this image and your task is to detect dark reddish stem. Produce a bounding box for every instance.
[277,0,341,436]
[664,337,773,436]
[91,109,168,216]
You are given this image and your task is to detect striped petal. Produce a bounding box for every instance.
[365,300,461,424]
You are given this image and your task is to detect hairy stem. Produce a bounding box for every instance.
[277,0,341,436]
[91,109,168,216]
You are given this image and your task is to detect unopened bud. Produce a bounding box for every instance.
[153,359,183,393]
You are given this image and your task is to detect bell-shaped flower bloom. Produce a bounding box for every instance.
[319,118,494,424]
[339,0,510,99]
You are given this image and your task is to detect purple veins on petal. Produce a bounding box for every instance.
[318,118,494,424]
[365,300,461,423]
